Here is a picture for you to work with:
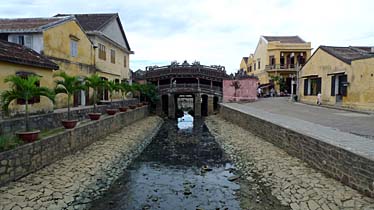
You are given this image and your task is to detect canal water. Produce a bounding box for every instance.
[90,113,288,210]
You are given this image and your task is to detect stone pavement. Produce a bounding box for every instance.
[0,116,162,210]
[235,97,374,139]
[206,116,374,210]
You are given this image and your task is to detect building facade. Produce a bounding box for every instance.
[299,46,374,111]
[0,40,58,115]
[246,36,312,95]
[239,57,248,72]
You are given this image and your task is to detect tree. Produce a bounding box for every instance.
[119,82,132,106]
[84,74,106,113]
[105,80,120,103]
[54,72,84,120]
[230,80,241,98]
[1,75,55,132]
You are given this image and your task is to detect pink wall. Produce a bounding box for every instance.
[223,78,258,102]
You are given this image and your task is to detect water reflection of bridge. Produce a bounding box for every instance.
[145,62,229,118]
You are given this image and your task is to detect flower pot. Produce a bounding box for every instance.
[119,107,128,112]
[61,119,78,129]
[16,130,40,143]
[137,103,143,107]
[106,109,117,115]
[88,113,101,120]
[129,105,137,109]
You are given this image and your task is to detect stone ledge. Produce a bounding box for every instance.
[0,106,149,187]
[220,104,374,198]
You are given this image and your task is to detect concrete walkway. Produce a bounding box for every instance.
[234,97,374,139]
[0,116,162,210]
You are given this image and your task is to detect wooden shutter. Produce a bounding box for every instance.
[303,79,308,95]
[331,76,336,96]
[25,35,33,48]
[341,75,348,96]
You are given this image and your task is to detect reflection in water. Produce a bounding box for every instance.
[177,112,194,132]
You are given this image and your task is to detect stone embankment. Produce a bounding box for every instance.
[206,116,374,210]
[0,116,163,210]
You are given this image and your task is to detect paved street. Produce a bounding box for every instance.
[233,97,374,139]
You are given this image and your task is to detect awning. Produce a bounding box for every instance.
[327,71,345,76]
[300,74,318,78]
[258,83,272,89]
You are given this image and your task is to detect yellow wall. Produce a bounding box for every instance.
[43,20,95,108]
[240,58,248,71]
[299,48,374,111]
[92,36,130,81]
[0,61,56,115]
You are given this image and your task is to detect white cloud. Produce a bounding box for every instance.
[0,0,373,73]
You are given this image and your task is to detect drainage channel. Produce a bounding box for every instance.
[89,114,288,210]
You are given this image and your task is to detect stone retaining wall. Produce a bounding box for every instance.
[0,99,138,135]
[0,106,148,186]
[220,105,374,198]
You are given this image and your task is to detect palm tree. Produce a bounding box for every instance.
[1,75,55,132]
[119,82,132,106]
[84,74,106,113]
[54,72,84,121]
[106,80,120,104]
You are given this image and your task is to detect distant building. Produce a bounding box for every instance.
[239,57,248,72]
[246,36,312,95]
[299,46,374,111]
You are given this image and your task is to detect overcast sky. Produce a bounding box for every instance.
[1,0,373,73]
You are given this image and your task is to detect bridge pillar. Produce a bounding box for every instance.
[168,93,175,118]
[194,93,201,117]
[208,95,214,115]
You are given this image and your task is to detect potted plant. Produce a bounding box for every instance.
[105,80,120,115]
[118,82,132,112]
[84,74,106,120]
[131,83,144,107]
[1,75,55,142]
[54,72,84,129]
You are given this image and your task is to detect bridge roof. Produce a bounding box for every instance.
[145,64,230,82]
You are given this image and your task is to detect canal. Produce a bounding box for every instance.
[90,114,288,210]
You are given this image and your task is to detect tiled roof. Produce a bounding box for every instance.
[263,36,306,44]
[55,13,117,31]
[0,40,58,69]
[0,17,67,32]
[242,57,248,63]
[320,46,374,64]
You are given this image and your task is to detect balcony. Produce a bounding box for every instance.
[158,83,222,94]
[265,64,298,72]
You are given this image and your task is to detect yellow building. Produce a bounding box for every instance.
[0,39,59,115]
[0,16,95,108]
[55,13,134,101]
[247,36,312,95]
[299,46,374,111]
[240,57,248,72]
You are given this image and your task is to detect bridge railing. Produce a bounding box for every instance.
[158,83,222,93]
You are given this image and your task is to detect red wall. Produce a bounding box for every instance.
[223,78,258,102]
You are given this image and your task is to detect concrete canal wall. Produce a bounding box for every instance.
[220,104,374,198]
[0,106,148,186]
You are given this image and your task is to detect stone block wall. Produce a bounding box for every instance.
[220,105,374,198]
[0,99,138,135]
[0,106,148,186]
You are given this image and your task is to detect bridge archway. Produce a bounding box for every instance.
[213,96,219,112]
[161,95,169,116]
[201,94,208,117]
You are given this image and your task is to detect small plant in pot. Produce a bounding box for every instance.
[118,82,132,112]
[131,83,144,107]
[84,74,106,120]
[105,80,120,115]
[1,75,55,142]
[54,72,84,129]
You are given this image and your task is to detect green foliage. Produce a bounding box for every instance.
[84,74,106,112]
[141,83,159,104]
[105,80,120,102]
[54,72,84,120]
[0,135,23,152]
[1,75,55,131]
[270,75,286,91]
[118,82,132,105]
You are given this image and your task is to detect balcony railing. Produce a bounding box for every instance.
[158,83,222,93]
[265,64,298,71]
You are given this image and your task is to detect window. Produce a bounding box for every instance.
[110,49,116,64]
[249,66,252,72]
[304,77,321,96]
[98,43,106,60]
[15,72,40,104]
[254,63,256,71]
[11,35,33,49]
[258,59,261,69]
[70,40,78,57]
[124,56,127,68]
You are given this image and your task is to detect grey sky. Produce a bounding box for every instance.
[1,0,373,73]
